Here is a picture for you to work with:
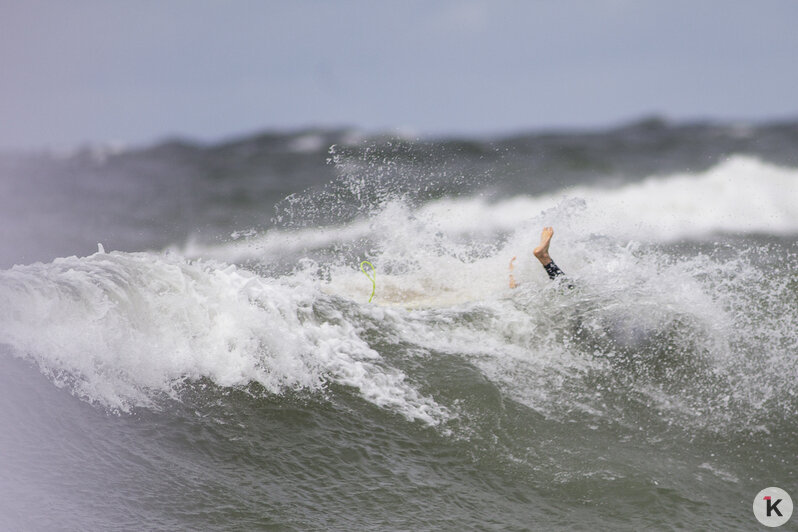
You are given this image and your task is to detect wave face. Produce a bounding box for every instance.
[1,120,797,530]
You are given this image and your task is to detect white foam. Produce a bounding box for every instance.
[177,221,373,264]
[181,155,798,266]
[0,251,447,424]
[412,155,798,241]
[288,134,325,153]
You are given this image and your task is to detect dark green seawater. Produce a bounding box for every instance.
[1,119,797,530]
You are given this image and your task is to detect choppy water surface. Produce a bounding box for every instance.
[1,119,797,530]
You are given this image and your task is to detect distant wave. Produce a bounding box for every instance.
[416,154,798,241]
[182,155,798,264]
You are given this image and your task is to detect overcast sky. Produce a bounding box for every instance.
[1,0,797,149]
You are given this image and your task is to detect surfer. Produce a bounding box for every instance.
[509,226,565,288]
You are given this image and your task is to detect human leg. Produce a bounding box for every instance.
[533,226,565,280]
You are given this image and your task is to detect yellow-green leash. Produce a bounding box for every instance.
[359,260,376,302]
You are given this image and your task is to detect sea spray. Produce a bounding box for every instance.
[0,251,447,423]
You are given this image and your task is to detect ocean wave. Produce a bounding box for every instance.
[0,250,446,424]
[3,228,795,436]
[2,155,796,434]
[181,155,798,265]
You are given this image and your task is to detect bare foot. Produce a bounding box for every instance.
[533,227,554,266]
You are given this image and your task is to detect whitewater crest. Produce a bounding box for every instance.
[0,251,447,424]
